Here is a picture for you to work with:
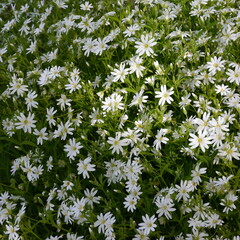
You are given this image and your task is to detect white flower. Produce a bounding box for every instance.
[102,93,125,112]
[218,143,240,161]
[9,78,28,96]
[46,107,57,127]
[84,188,100,208]
[57,94,72,111]
[145,76,156,86]
[38,68,51,86]
[82,37,95,56]
[65,77,81,93]
[89,107,104,125]
[163,110,173,122]
[135,34,157,56]
[220,191,238,213]
[64,138,82,160]
[80,1,93,11]
[213,175,233,192]
[123,23,140,37]
[153,129,169,150]
[226,66,240,85]
[189,130,212,152]
[48,66,63,80]
[104,159,125,185]
[15,203,26,224]
[123,195,137,212]
[111,63,129,82]
[21,160,39,182]
[194,112,211,132]
[62,180,74,190]
[185,229,208,240]
[188,217,205,229]
[33,127,48,145]
[206,56,225,75]
[129,89,148,111]
[46,48,58,62]
[205,213,223,228]
[26,40,37,54]
[66,233,83,240]
[211,131,225,148]
[215,84,231,96]
[193,201,210,220]
[133,229,149,240]
[208,116,229,134]
[107,132,129,154]
[128,56,145,78]
[130,185,142,200]
[94,212,115,234]
[2,118,15,136]
[138,214,157,235]
[4,223,20,240]
[53,120,74,140]
[175,180,193,202]
[103,74,114,89]
[155,85,174,106]
[124,159,143,179]
[179,94,191,109]
[15,112,36,133]
[191,164,207,184]
[125,179,138,192]
[0,46,7,62]
[92,37,109,55]
[122,128,142,147]
[45,235,63,240]
[155,197,176,219]
[70,197,86,219]
[77,157,96,179]
[220,26,237,44]
[8,57,16,71]
[25,90,38,111]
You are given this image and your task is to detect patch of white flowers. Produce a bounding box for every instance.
[0,0,240,239]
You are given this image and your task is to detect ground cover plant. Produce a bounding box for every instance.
[0,0,240,239]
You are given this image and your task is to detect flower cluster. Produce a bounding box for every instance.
[0,0,240,239]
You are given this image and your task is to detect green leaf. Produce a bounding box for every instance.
[0,136,20,145]
[21,141,38,148]
[124,87,138,94]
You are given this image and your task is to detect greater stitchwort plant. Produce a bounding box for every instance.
[0,0,240,239]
